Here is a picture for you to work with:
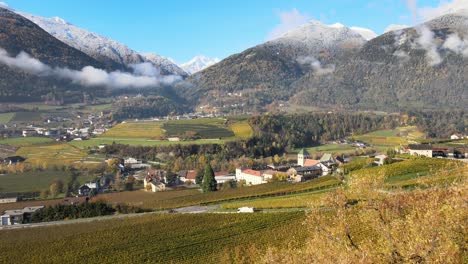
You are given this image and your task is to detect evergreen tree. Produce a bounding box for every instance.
[195,169,204,185]
[202,164,217,192]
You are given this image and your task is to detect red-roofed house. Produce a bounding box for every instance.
[180,170,197,184]
[303,159,320,167]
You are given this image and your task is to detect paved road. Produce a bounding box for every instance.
[0,205,222,230]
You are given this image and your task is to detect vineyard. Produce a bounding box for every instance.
[352,126,424,147]
[16,144,87,166]
[221,188,334,209]
[99,176,341,210]
[0,212,306,264]
[350,158,466,188]
[0,137,54,147]
[102,122,164,139]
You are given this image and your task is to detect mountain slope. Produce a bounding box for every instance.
[290,13,468,110]
[0,7,108,102]
[180,55,220,74]
[183,20,366,106]
[20,12,187,76]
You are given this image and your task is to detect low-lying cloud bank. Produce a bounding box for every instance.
[0,48,181,88]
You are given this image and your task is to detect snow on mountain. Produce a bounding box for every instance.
[350,26,378,40]
[18,12,187,76]
[180,55,220,74]
[268,20,367,55]
[384,24,410,33]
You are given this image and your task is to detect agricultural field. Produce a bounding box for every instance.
[295,143,357,155]
[350,158,466,188]
[0,170,79,193]
[229,121,253,138]
[0,137,54,147]
[221,188,335,209]
[98,176,341,210]
[11,111,43,122]
[352,126,424,148]
[102,122,164,139]
[0,112,15,123]
[0,212,306,264]
[16,144,87,166]
[69,137,225,148]
[163,118,235,139]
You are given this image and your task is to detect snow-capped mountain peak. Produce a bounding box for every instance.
[18,11,187,76]
[180,55,220,74]
[350,26,378,40]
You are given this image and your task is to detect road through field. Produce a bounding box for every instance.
[0,205,306,230]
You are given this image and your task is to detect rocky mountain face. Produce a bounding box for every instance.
[182,21,366,107]
[20,12,187,76]
[0,7,107,102]
[290,13,468,111]
[183,14,468,112]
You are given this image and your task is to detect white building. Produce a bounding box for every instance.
[236,169,272,185]
[1,206,44,226]
[408,144,433,158]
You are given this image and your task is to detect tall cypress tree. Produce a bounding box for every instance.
[202,164,217,192]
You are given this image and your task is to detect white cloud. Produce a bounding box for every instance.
[418,0,468,21]
[0,2,8,9]
[267,8,310,41]
[416,26,442,65]
[350,26,378,40]
[384,24,410,33]
[0,48,181,88]
[405,0,419,22]
[443,34,468,57]
[297,56,335,75]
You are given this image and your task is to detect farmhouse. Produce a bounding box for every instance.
[287,166,322,182]
[374,155,388,166]
[2,156,26,165]
[1,206,44,226]
[214,171,236,184]
[0,197,17,204]
[235,169,273,185]
[179,170,197,184]
[408,144,433,158]
[144,169,167,192]
[450,134,464,140]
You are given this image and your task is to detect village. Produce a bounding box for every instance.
[2,136,467,227]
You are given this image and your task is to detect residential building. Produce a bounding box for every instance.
[179,170,197,184]
[450,134,464,140]
[374,155,388,166]
[236,169,270,185]
[408,144,433,158]
[214,171,236,184]
[1,206,44,226]
[287,166,322,182]
[3,156,26,165]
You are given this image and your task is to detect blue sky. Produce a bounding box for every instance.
[1,0,455,62]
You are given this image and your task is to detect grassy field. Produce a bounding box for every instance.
[352,126,425,147]
[0,137,54,147]
[0,112,15,123]
[98,176,341,210]
[0,170,76,193]
[16,144,87,166]
[102,122,164,139]
[0,212,306,264]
